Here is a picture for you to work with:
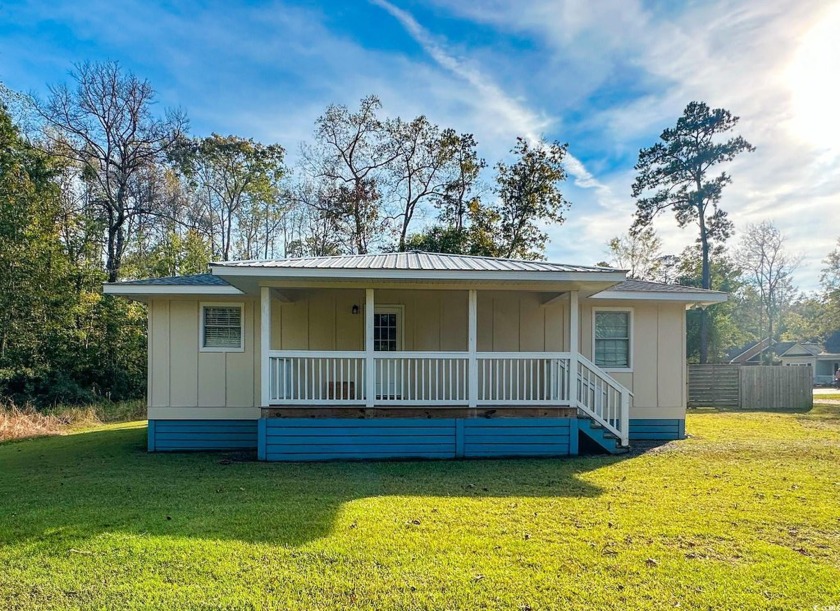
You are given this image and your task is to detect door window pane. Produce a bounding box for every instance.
[374,312,399,351]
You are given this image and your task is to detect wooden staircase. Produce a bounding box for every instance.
[577,416,630,454]
[573,355,632,453]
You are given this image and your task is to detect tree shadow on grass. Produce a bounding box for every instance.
[0,424,626,550]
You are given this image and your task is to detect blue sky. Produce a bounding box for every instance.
[2,0,839,289]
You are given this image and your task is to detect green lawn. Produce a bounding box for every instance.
[2,408,839,610]
[816,392,840,401]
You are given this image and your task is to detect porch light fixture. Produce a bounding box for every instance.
[352,304,360,315]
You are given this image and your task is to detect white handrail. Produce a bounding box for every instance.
[575,354,635,397]
[575,355,631,447]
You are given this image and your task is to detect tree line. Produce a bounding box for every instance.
[2,60,820,405]
[0,62,570,404]
[602,223,840,364]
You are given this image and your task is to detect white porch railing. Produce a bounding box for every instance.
[267,350,630,446]
[476,353,571,405]
[269,351,366,405]
[374,352,469,405]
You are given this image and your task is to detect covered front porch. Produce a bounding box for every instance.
[257,286,631,451]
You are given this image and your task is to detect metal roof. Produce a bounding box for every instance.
[591,279,728,304]
[115,273,229,286]
[211,251,618,273]
[606,279,727,295]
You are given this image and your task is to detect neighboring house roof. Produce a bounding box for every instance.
[212,251,617,273]
[780,342,821,357]
[774,341,796,355]
[728,338,773,364]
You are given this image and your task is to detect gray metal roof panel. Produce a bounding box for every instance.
[212,251,618,273]
[113,274,230,287]
[607,279,727,295]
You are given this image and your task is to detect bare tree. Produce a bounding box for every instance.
[385,117,461,251]
[37,61,187,281]
[738,221,801,362]
[302,95,398,254]
[282,182,342,258]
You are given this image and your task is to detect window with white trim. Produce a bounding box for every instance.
[594,310,631,369]
[200,304,243,351]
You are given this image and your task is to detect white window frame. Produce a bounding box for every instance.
[199,302,245,353]
[592,307,634,372]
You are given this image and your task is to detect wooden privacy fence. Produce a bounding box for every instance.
[688,365,813,409]
[688,365,740,408]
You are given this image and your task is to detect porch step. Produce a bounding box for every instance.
[578,416,629,455]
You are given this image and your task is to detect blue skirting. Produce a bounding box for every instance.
[260,418,577,461]
[146,417,685,457]
[148,420,258,452]
[628,418,685,441]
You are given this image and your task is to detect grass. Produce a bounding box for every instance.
[1,408,839,610]
[0,401,145,443]
[815,392,840,401]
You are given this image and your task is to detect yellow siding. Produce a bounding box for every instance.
[148,297,259,419]
[150,300,169,408]
[146,291,687,421]
[226,301,255,407]
[581,298,687,420]
[633,304,658,407]
[168,300,198,407]
[657,303,685,408]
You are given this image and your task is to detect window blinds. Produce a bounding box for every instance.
[594,311,630,368]
[203,306,242,349]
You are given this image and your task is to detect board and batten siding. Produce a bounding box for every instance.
[146,292,688,429]
[148,298,261,420]
[579,299,687,421]
[270,289,567,353]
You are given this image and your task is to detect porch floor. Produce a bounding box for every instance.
[260,406,578,419]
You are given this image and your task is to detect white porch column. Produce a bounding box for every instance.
[365,288,375,408]
[468,289,478,408]
[569,290,579,406]
[569,290,579,354]
[260,286,271,407]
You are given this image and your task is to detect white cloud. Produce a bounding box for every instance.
[3,0,836,288]
[370,0,623,209]
[428,0,839,289]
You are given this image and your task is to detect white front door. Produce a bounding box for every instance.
[374,306,403,399]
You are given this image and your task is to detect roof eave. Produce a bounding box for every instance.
[590,290,728,306]
[102,284,244,297]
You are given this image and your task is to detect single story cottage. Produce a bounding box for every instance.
[104,252,726,460]
[779,332,840,385]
